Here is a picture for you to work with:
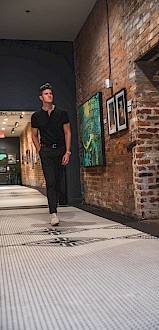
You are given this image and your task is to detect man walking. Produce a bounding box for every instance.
[31,83,71,226]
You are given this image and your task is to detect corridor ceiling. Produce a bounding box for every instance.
[0,1,96,137]
[0,0,96,41]
[0,112,33,138]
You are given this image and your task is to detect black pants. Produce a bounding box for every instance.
[39,146,65,214]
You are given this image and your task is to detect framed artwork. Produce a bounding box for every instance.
[0,153,7,162]
[30,144,37,169]
[26,150,30,164]
[79,92,105,167]
[21,154,24,165]
[107,96,117,135]
[0,165,6,172]
[8,153,16,164]
[115,89,127,131]
[0,153,7,172]
[0,152,7,173]
[30,144,34,169]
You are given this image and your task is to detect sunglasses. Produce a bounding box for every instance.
[39,83,52,92]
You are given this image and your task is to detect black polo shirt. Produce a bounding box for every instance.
[31,106,69,147]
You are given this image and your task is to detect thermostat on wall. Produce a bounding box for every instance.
[127,100,132,113]
[105,79,112,88]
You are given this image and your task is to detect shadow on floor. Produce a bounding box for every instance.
[74,203,159,238]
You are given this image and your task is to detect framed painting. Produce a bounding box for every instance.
[21,154,24,165]
[8,153,16,164]
[115,89,128,131]
[0,153,7,173]
[0,153,7,162]
[79,92,105,167]
[106,96,117,135]
[26,150,30,164]
[0,165,6,172]
[30,143,37,169]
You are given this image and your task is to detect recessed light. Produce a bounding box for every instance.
[2,122,6,124]
[4,118,8,121]
[2,128,5,130]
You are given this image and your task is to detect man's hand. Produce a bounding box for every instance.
[31,127,41,152]
[61,152,71,165]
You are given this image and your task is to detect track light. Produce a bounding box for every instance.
[15,122,19,128]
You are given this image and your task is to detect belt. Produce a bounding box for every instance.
[41,143,58,149]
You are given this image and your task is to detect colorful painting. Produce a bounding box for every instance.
[79,92,105,167]
[0,153,7,162]
[0,153,7,172]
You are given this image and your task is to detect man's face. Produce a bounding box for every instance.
[40,88,53,103]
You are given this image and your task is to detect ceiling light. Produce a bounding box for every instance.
[2,122,6,124]
[20,114,24,119]
[15,122,19,128]
[11,128,15,134]
[1,128,5,130]
[4,118,8,121]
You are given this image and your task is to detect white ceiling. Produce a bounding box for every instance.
[0,0,96,41]
[0,112,33,138]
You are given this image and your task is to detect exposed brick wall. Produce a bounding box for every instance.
[74,0,159,219]
[20,123,46,189]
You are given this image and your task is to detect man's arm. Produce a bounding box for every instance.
[64,123,71,153]
[62,123,71,165]
[31,127,41,153]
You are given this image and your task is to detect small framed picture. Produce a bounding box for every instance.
[115,89,127,131]
[8,153,16,164]
[0,165,6,172]
[21,154,24,165]
[26,150,30,164]
[107,96,117,135]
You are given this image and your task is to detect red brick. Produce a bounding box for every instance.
[74,0,159,220]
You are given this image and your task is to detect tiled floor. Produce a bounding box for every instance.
[1,186,159,330]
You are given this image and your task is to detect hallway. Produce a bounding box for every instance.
[1,186,159,329]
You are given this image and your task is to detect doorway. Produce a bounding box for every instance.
[133,42,159,219]
[0,111,32,185]
[0,110,68,204]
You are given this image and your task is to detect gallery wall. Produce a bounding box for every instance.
[74,0,159,219]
